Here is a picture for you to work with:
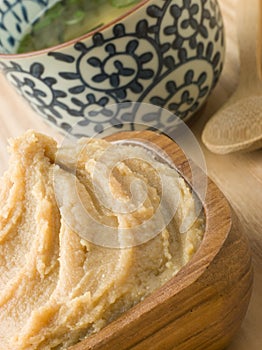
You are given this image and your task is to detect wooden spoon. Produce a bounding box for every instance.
[70,130,253,350]
[202,0,262,154]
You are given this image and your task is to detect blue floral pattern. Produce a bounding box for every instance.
[1,61,68,125]
[55,30,157,100]
[0,0,225,137]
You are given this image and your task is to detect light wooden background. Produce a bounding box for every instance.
[0,0,261,349]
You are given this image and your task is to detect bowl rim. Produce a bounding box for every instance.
[69,130,233,350]
[0,0,150,59]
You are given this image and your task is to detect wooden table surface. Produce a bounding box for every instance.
[0,0,261,349]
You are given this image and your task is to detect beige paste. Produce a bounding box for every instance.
[0,131,204,349]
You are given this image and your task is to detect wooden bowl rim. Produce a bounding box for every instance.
[70,130,232,349]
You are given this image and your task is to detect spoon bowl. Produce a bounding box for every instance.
[203,95,262,153]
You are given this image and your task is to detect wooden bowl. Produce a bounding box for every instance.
[70,130,253,350]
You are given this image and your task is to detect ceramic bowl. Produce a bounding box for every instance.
[0,0,225,137]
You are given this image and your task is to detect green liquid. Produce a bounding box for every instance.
[17,0,140,53]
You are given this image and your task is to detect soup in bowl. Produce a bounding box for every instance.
[7,0,141,53]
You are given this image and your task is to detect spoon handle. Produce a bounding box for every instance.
[259,0,262,79]
[238,0,261,86]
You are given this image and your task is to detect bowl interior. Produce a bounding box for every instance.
[0,0,60,54]
[0,0,146,55]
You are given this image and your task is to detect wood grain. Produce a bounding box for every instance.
[0,0,261,349]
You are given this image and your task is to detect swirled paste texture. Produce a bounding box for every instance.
[0,131,204,349]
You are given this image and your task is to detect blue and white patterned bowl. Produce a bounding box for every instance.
[0,0,225,137]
